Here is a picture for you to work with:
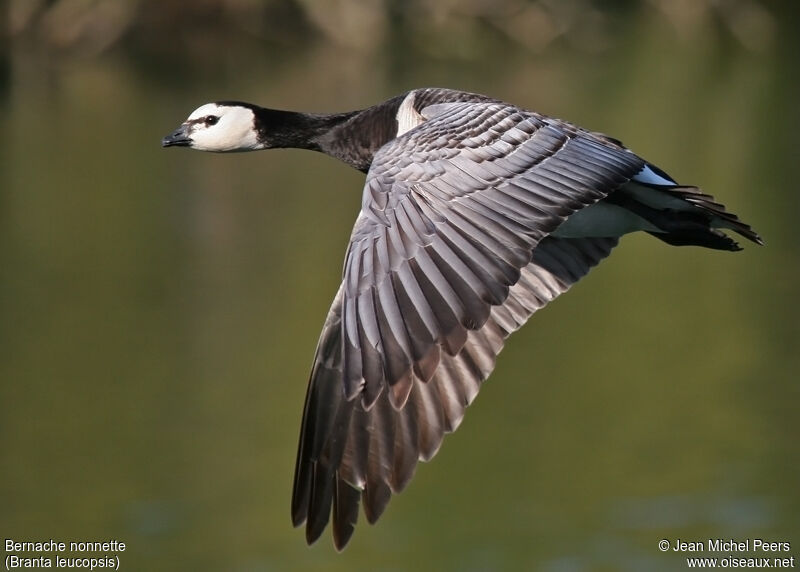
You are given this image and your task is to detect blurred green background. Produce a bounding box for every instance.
[1,1,798,570]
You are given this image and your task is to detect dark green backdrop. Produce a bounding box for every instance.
[1,1,798,570]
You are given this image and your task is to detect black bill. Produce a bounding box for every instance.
[162,124,192,147]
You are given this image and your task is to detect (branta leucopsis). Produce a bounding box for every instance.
[163,87,762,550]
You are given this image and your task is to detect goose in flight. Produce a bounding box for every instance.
[163,87,762,549]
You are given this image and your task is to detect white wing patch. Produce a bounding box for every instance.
[395,91,426,137]
[633,164,677,186]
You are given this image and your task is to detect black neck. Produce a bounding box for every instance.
[251,108,351,149]
[251,96,405,173]
[252,107,374,171]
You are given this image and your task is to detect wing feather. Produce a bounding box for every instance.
[292,97,643,549]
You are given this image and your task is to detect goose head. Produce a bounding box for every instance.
[162,103,262,152]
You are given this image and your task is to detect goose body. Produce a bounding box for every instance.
[163,88,762,549]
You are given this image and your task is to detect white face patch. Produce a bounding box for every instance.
[184,103,261,152]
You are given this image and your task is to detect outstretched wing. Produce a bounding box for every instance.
[291,101,645,548]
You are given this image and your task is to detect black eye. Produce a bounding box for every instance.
[204,115,219,126]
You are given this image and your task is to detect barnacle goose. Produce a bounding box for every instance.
[163,87,762,549]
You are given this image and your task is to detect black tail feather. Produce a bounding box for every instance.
[646,229,742,251]
[609,184,763,251]
[667,186,764,246]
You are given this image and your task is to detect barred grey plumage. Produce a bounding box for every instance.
[163,87,762,550]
